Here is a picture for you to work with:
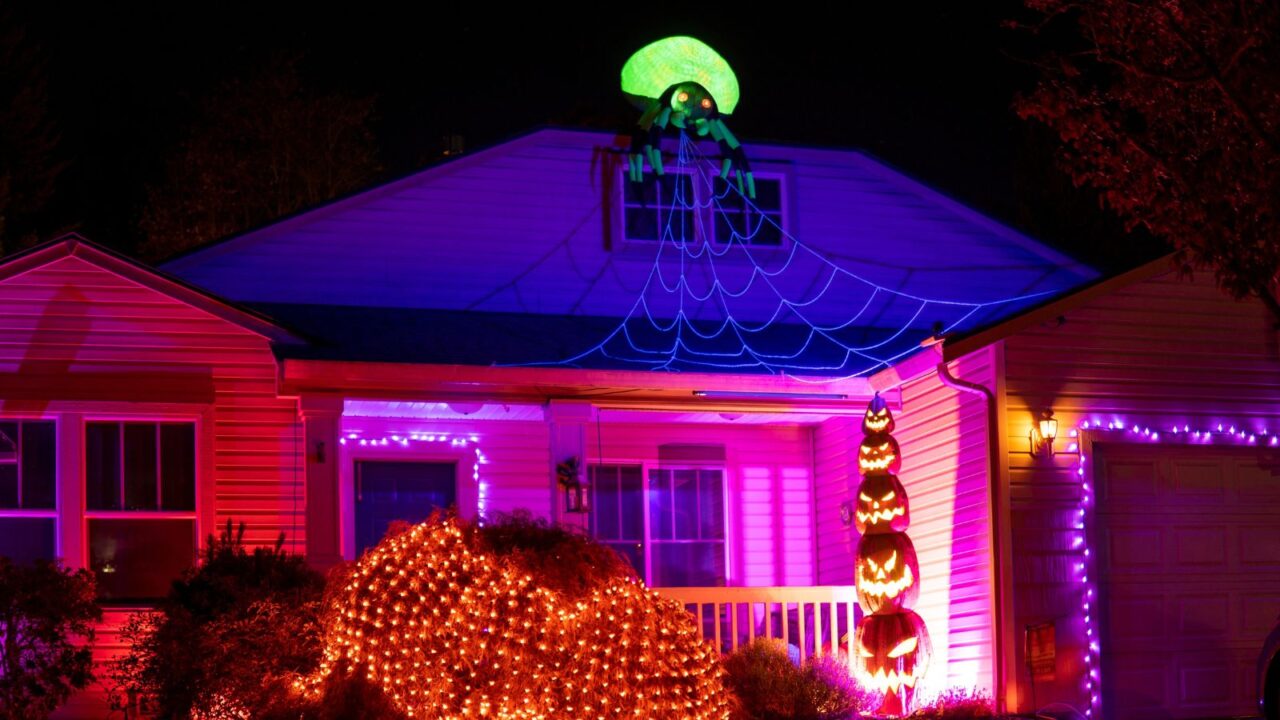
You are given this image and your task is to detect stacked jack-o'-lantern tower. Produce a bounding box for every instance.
[853,393,932,717]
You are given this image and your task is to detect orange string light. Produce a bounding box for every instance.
[296,516,733,718]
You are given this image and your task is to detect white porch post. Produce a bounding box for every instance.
[301,396,344,569]
[545,400,594,529]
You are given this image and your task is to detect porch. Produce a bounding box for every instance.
[657,585,861,664]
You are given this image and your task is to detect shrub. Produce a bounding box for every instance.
[908,688,995,719]
[297,510,733,718]
[110,521,325,719]
[0,557,101,720]
[723,638,872,720]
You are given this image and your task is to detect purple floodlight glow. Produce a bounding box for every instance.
[340,430,490,516]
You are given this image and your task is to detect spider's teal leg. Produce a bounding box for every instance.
[648,108,671,176]
[708,119,755,199]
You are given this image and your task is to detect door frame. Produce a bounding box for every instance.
[339,443,473,561]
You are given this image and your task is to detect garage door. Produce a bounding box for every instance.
[1097,444,1280,719]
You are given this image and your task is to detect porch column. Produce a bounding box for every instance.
[301,396,344,569]
[546,400,595,528]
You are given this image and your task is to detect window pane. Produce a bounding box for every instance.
[648,470,673,540]
[591,466,620,540]
[665,209,696,241]
[619,465,644,541]
[672,469,698,540]
[0,422,17,508]
[754,179,782,210]
[86,423,121,511]
[0,464,14,508]
[123,424,158,511]
[0,517,56,563]
[623,174,659,205]
[89,519,194,601]
[715,177,781,211]
[652,542,725,587]
[698,470,725,540]
[160,424,196,511]
[21,422,56,509]
[624,207,659,240]
[604,541,645,582]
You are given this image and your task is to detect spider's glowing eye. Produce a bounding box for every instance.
[858,642,874,658]
[700,98,712,109]
[888,636,918,658]
[677,91,690,102]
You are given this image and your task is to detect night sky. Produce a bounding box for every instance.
[13,2,1165,271]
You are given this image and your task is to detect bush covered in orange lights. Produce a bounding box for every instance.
[722,638,872,720]
[297,511,735,718]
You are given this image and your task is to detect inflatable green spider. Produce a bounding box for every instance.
[621,36,755,198]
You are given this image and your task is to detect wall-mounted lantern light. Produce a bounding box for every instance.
[556,456,589,513]
[1030,410,1059,458]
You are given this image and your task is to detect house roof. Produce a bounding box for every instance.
[0,234,305,344]
[939,255,1177,362]
[157,127,1100,375]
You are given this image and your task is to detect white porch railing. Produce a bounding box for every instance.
[655,585,860,664]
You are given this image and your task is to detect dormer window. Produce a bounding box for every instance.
[621,170,698,243]
[616,168,787,249]
[712,175,785,247]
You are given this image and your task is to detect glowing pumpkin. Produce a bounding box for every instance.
[854,473,909,534]
[859,435,901,475]
[862,393,895,436]
[856,532,919,614]
[855,610,932,717]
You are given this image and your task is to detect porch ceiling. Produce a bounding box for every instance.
[282,359,877,416]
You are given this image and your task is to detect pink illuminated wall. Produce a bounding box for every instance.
[587,421,816,587]
[0,250,303,718]
[814,351,997,699]
[893,349,998,698]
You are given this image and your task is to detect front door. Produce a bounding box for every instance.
[355,460,457,557]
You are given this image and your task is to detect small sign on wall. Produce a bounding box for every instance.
[1025,621,1056,681]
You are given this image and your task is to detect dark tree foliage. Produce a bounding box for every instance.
[1015,0,1280,322]
[110,521,325,720]
[0,558,101,720]
[139,55,380,261]
[0,10,64,255]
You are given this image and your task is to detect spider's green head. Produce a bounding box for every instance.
[621,36,739,115]
[670,82,716,120]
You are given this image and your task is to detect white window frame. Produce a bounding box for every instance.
[614,166,706,248]
[0,415,60,559]
[589,458,732,587]
[613,166,792,254]
[707,171,790,249]
[81,413,204,600]
[338,441,473,562]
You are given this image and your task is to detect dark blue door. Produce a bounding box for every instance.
[355,461,456,557]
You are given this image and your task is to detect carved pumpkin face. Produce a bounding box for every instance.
[862,394,895,435]
[855,610,931,713]
[854,473,909,534]
[859,436,901,474]
[856,533,920,614]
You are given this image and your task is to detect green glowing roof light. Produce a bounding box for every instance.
[620,36,740,115]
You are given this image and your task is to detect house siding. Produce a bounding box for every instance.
[813,415,858,585]
[895,349,997,697]
[0,255,302,718]
[1001,268,1280,714]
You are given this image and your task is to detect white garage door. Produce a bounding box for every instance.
[1097,444,1280,719]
